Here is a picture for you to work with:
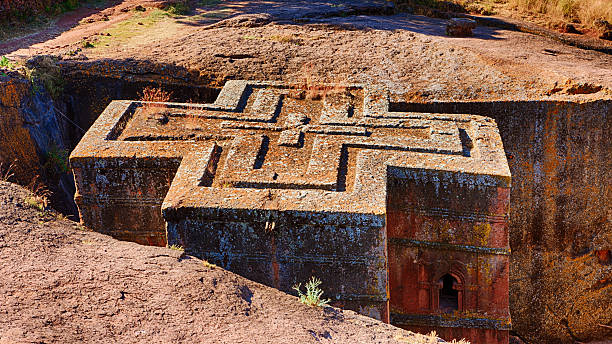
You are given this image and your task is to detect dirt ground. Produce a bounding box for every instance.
[0,181,455,344]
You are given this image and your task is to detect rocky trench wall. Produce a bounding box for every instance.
[0,74,77,214]
[495,101,611,344]
[395,100,611,343]
[0,76,42,184]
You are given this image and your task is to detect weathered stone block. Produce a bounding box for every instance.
[70,80,511,344]
[447,18,477,37]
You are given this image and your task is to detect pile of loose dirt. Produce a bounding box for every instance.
[0,181,447,343]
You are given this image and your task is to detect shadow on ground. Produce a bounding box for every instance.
[175,0,505,40]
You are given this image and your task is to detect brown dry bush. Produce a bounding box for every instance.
[138,86,174,121]
[139,86,173,103]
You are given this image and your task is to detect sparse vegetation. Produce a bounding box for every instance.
[92,9,177,50]
[25,176,51,212]
[292,276,330,307]
[508,0,612,29]
[0,56,17,77]
[165,1,191,15]
[74,223,88,231]
[139,86,173,102]
[0,0,108,41]
[1,0,78,22]
[43,145,70,177]
[55,212,68,221]
[25,196,44,210]
[24,56,64,100]
[168,244,185,251]
[81,40,95,48]
[394,0,612,31]
[0,161,15,182]
[202,260,217,269]
[0,56,15,69]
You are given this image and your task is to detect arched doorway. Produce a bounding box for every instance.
[438,274,459,313]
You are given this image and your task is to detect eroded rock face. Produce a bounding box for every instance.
[0,74,65,183]
[511,250,611,343]
[489,101,612,344]
[71,80,512,344]
[0,76,40,184]
[0,72,77,215]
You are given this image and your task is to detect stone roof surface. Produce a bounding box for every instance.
[71,80,510,218]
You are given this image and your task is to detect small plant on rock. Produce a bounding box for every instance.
[202,260,217,269]
[43,145,70,177]
[168,244,184,251]
[0,56,15,69]
[26,176,51,212]
[292,276,330,307]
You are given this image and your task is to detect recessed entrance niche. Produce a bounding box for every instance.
[439,274,459,313]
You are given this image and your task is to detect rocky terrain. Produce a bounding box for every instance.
[0,181,454,344]
[2,0,612,100]
[0,1,610,343]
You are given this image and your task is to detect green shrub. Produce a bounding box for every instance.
[165,2,191,15]
[43,145,70,176]
[25,56,64,100]
[0,56,15,69]
[292,277,330,307]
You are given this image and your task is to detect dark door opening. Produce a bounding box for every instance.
[439,274,458,313]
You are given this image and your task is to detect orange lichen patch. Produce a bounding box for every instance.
[0,81,22,106]
[473,223,492,246]
[0,80,40,184]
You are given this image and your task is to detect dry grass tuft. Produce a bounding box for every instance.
[26,175,51,211]
[394,330,470,343]
[394,0,611,30]
[509,0,612,28]
[138,86,173,117]
[0,161,15,182]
